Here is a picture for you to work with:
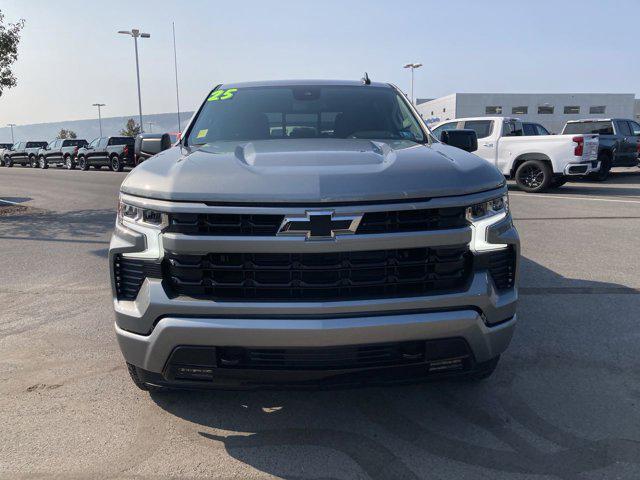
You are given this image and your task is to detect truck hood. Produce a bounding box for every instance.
[120,139,505,203]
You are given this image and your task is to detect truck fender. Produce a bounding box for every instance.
[509,153,553,178]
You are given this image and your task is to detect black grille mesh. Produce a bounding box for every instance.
[164,246,472,301]
[166,207,467,236]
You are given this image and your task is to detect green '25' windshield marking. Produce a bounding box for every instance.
[207,88,238,101]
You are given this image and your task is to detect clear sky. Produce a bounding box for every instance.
[0,0,638,125]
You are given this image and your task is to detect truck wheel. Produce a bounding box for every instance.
[550,176,568,188]
[5,157,12,167]
[468,356,500,381]
[110,155,124,172]
[30,155,38,168]
[514,160,553,193]
[589,153,611,182]
[126,363,164,392]
[65,155,75,170]
[39,156,48,169]
[78,156,89,171]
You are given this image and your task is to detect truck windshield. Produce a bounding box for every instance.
[187,85,426,146]
[563,121,613,135]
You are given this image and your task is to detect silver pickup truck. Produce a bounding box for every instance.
[110,79,520,391]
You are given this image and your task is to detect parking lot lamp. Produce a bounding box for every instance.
[6,123,16,143]
[118,29,151,133]
[403,63,423,105]
[92,104,106,137]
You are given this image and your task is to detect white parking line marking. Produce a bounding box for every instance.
[0,198,25,206]
[510,193,640,204]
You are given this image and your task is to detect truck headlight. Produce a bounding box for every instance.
[467,194,509,252]
[117,197,168,229]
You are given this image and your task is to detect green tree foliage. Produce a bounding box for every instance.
[0,10,25,98]
[57,129,77,139]
[120,118,141,137]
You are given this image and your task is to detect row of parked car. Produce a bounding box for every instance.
[2,118,639,193]
[429,117,640,191]
[0,133,178,172]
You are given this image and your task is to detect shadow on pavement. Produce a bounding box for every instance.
[0,208,114,243]
[149,257,640,480]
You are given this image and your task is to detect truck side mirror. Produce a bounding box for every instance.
[160,133,172,152]
[440,129,478,153]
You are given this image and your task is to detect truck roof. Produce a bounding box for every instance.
[564,118,620,123]
[219,79,391,89]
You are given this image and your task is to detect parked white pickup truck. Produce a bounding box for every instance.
[430,116,600,192]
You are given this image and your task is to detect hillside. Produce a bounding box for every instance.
[0,112,194,143]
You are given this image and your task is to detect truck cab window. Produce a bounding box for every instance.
[463,120,494,139]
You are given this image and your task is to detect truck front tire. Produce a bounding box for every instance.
[4,157,11,167]
[39,156,48,169]
[65,155,75,170]
[110,155,124,172]
[514,160,553,193]
[30,156,38,168]
[126,363,164,392]
[589,152,611,182]
[468,356,500,381]
[78,156,89,171]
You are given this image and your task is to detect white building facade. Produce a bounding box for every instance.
[417,93,637,134]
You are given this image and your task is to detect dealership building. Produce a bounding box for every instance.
[416,93,639,133]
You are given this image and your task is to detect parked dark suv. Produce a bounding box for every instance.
[76,136,135,171]
[562,119,640,180]
[37,138,88,169]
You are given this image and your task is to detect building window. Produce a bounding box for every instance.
[538,105,554,114]
[564,106,580,114]
[443,108,446,113]
[431,111,434,115]
[485,106,502,114]
[589,106,606,114]
[512,106,528,115]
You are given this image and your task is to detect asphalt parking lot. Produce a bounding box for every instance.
[1,166,639,480]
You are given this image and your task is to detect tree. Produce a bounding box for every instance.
[120,118,141,137]
[0,10,25,98]
[57,128,77,139]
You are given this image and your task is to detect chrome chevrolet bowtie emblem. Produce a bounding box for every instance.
[277,211,362,240]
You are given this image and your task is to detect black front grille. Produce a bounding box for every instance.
[164,246,472,301]
[166,207,467,236]
[357,207,467,234]
[167,213,284,236]
[113,255,162,300]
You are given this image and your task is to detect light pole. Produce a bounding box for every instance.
[172,22,181,133]
[6,123,16,143]
[92,103,106,137]
[403,63,423,105]
[146,121,155,133]
[118,28,150,133]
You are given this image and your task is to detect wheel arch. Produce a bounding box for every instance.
[510,153,552,178]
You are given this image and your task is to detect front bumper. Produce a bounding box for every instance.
[120,312,515,388]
